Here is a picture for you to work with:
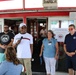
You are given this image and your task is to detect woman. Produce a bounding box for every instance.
[0,46,23,75]
[39,30,59,75]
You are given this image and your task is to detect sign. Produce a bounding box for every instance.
[52,28,69,42]
[0,0,23,10]
[43,0,58,9]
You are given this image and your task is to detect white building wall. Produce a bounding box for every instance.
[0,19,4,32]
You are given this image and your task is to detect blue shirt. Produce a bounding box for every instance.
[43,38,57,58]
[0,60,22,75]
[64,32,76,52]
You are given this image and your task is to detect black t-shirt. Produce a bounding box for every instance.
[0,31,15,53]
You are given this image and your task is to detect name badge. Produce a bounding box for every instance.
[48,42,52,45]
[73,37,76,39]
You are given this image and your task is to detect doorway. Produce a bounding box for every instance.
[27,18,47,72]
[4,18,23,34]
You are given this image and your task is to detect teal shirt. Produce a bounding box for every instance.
[0,60,22,75]
[43,38,57,58]
[0,53,5,63]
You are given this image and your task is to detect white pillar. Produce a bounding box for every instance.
[0,18,4,32]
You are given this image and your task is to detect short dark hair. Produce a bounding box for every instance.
[4,25,9,27]
[69,24,75,29]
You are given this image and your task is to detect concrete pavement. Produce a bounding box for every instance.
[32,72,68,75]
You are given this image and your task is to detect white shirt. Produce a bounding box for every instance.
[40,29,47,37]
[13,33,33,58]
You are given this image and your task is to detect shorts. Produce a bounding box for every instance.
[66,55,76,71]
[0,53,6,63]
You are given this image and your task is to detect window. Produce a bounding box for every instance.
[51,20,74,29]
[51,21,59,29]
[61,20,74,28]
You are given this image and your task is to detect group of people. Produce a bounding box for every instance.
[0,23,76,75]
[39,24,76,75]
[0,23,33,75]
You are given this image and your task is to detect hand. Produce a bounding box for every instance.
[55,55,59,60]
[66,52,75,57]
[1,45,7,49]
[16,40,21,45]
[39,53,42,57]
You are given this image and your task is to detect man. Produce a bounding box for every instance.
[40,27,47,38]
[13,23,33,75]
[0,24,15,63]
[64,24,76,75]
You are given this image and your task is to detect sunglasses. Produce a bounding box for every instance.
[68,28,74,31]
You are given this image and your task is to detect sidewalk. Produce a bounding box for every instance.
[32,72,68,75]
[56,72,68,75]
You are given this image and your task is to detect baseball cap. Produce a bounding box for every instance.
[19,23,27,28]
